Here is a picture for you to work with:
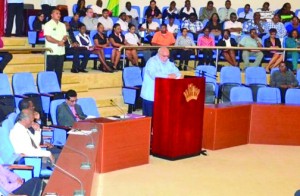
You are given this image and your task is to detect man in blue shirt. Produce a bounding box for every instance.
[141,47,182,117]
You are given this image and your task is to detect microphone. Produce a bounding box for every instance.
[47,159,85,196]
[110,99,126,118]
[72,128,95,149]
[64,144,91,170]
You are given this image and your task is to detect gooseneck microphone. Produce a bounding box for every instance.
[64,144,91,170]
[110,99,126,118]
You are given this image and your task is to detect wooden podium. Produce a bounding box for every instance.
[151,77,205,160]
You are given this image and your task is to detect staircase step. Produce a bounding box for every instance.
[99,106,128,117]
[8,54,44,65]
[4,64,44,74]
[2,37,28,47]
[61,73,81,84]
[61,83,88,92]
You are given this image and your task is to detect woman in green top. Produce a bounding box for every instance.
[285,29,300,71]
[277,3,295,23]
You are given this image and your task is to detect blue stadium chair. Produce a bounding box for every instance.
[89,30,98,45]
[285,89,300,105]
[79,16,84,23]
[270,67,279,75]
[296,9,300,18]
[122,67,143,113]
[164,18,181,27]
[245,67,267,101]
[230,86,253,103]
[63,16,72,23]
[237,8,253,16]
[142,6,149,19]
[0,74,17,120]
[28,16,45,47]
[257,87,281,104]
[195,65,218,104]
[50,99,67,146]
[152,18,162,25]
[296,69,300,84]
[72,4,78,15]
[111,16,119,24]
[162,6,168,14]
[131,5,141,22]
[219,66,242,103]
[77,97,100,117]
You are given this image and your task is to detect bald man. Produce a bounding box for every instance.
[141,47,182,117]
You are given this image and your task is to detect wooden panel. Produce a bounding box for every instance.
[250,104,300,145]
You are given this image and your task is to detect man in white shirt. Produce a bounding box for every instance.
[10,109,55,163]
[116,12,129,32]
[122,1,139,33]
[218,0,236,23]
[238,4,254,23]
[167,16,179,34]
[98,9,114,31]
[82,8,98,31]
[5,0,24,37]
[91,0,104,16]
[224,13,243,37]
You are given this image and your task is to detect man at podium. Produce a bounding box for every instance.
[141,47,182,117]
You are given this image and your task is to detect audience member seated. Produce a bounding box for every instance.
[57,89,87,127]
[179,0,197,21]
[151,24,176,46]
[218,0,236,23]
[181,13,204,41]
[217,29,238,66]
[243,12,266,37]
[0,36,12,73]
[238,4,254,23]
[10,109,56,163]
[18,99,42,133]
[264,14,287,41]
[224,13,242,38]
[124,24,141,66]
[139,15,160,44]
[162,1,179,21]
[0,164,46,196]
[76,0,87,17]
[166,16,179,35]
[239,29,264,68]
[257,2,274,22]
[122,2,139,33]
[285,29,300,71]
[98,9,114,32]
[109,23,127,70]
[65,22,90,73]
[70,12,83,31]
[270,62,298,103]
[171,28,195,70]
[116,12,129,32]
[33,12,45,41]
[277,3,295,23]
[144,0,162,19]
[199,1,217,22]
[285,16,300,35]
[197,27,215,65]
[205,13,222,37]
[93,23,114,72]
[91,0,104,16]
[264,28,283,73]
[82,8,98,32]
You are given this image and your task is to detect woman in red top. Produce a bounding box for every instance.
[197,27,215,65]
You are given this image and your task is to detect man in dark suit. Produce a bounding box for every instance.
[57,89,87,127]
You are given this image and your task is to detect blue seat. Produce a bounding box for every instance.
[72,4,78,15]
[50,99,67,146]
[285,89,300,105]
[257,87,281,104]
[0,74,16,121]
[63,16,72,23]
[122,67,143,113]
[77,97,100,117]
[230,86,253,103]
[245,67,267,101]
[111,16,119,24]
[270,67,279,75]
[297,69,300,84]
[164,18,181,27]
[131,5,141,20]
[28,16,45,47]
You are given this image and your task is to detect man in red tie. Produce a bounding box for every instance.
[57,89,87,127]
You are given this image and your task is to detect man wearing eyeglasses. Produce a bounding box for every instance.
[57,89,87,127]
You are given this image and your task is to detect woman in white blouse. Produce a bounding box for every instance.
[124,24,140,65]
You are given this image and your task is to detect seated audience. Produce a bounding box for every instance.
[179,0,197,21]
[93,23,114,72]
[122,2,139,33]
[243,12,266,37]
[270,62,298,103]
[109,23,127,70]
[82,8,98,31]
[285,16,300,35]
[205,13,223,37]
[98,9,114,32]
[217,29,238,66]
[33,12,45,40]
[197,27,215,65]
[151,24,176,46]
[162,1,178,21]
[166,16,179,35]
[199,1,217,22]
[0,164,46,196]
[181,13,204,40]
[76,0,87,17]
[171,28,195,70]
[264,14,287,41]
[239,29,264,68]
[57,89,87,127]
[257,2,274,22]
[0,36,13,73]
[144,0,162,19]
[65,22,90,73]
[277,3,295,23]
[116,12,129,32]
[285,29,300,71]
[124,24,141,66]
[264,28,283,73]
[139,15,160,43]
[91,0,104,16]
[69,12,83,31]
[238,4,254,23]
[224,13,243,38]
[218,0,236,23]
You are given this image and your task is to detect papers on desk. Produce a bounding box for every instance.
[68,129,92,135]
[106,114,145,120]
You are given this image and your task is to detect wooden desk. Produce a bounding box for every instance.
[203,104,251,150]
